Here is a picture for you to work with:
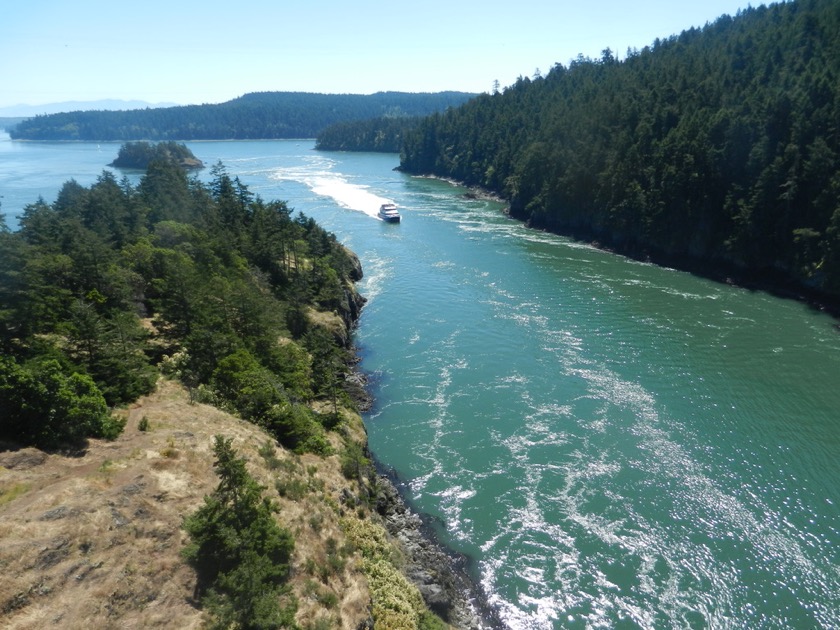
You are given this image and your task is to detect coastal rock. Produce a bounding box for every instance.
[344,246,364,282]
[375,475,485,629]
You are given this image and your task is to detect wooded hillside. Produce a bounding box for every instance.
[9,91,475,141]
[0,155,365,451]
[399,0,840,301]
[316,116,421,152]
[0,147,467,628]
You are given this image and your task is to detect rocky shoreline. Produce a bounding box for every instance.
[341,244,504,629]
[373,468,505,630]
[343,365,503,629]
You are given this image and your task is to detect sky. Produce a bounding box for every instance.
[0,0,758,112]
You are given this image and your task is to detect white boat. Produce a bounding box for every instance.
[378,203,401,223]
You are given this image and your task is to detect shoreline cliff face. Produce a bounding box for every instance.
[0,246,488,630]
[372,469,504,630]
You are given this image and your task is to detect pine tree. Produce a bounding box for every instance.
[182,435,296,629]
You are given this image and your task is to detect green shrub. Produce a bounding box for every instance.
[341,517,428,630]
[264,402,331,454]
[0,357,116,448]
[324,537,347,576]
[262,339,313,401]
[211,349,285,420]
[317,590,338,609]
[98,414,126,440]
[418,611,450,630]
[275,477,309,501]
[257,439,282,469]
[318,410,342,431]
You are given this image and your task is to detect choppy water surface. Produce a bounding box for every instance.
[3,137,839,629]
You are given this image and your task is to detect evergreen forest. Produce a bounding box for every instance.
[399,0,840,302]
[9,91,475,141]
[0,154,364,451]
[316,116,421,152]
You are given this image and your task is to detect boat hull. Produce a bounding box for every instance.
[378,203,401,222]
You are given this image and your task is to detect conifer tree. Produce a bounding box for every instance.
[182,435,296,629]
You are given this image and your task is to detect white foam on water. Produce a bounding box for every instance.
[269,155,392,218]
[311,176,392,218]
[465,269,839,628]
[357,253,390,303]
[481,353,838,628]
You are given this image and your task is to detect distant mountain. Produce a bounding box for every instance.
[0,99,179,118]
[8,91,477,141]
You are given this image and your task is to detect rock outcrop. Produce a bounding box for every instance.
[375,475,493,629]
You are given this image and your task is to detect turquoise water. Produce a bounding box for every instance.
[2,136,839,629]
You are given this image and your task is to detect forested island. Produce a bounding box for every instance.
[0,150,469,629]
[397,0,840,305]
[109,141,204,170]
[8,91,475,141]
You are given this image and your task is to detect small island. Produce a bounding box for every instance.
[110,140,204,170]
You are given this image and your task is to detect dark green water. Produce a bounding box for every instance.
[2,136,838,629]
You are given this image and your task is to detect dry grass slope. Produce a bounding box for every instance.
[0,379,385,630]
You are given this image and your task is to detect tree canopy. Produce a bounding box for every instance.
[1,145,363,450]
[399,0,840,302]
[316,116,422,153]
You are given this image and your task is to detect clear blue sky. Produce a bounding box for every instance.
[0,0,757,110]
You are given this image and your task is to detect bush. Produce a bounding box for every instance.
[211,351,330,454]
[418,611,450,630]
[264,402,332,454]
[257,439,282,469]
[341,517,427,630]
[211,349,285,420]
[0,357,116,448]
[275,476,309,501]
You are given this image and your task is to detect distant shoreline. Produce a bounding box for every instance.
[408,172,840,323]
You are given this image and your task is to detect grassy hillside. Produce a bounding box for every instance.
[0,378,439,629]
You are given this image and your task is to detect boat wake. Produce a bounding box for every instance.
[269,155,392,219]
